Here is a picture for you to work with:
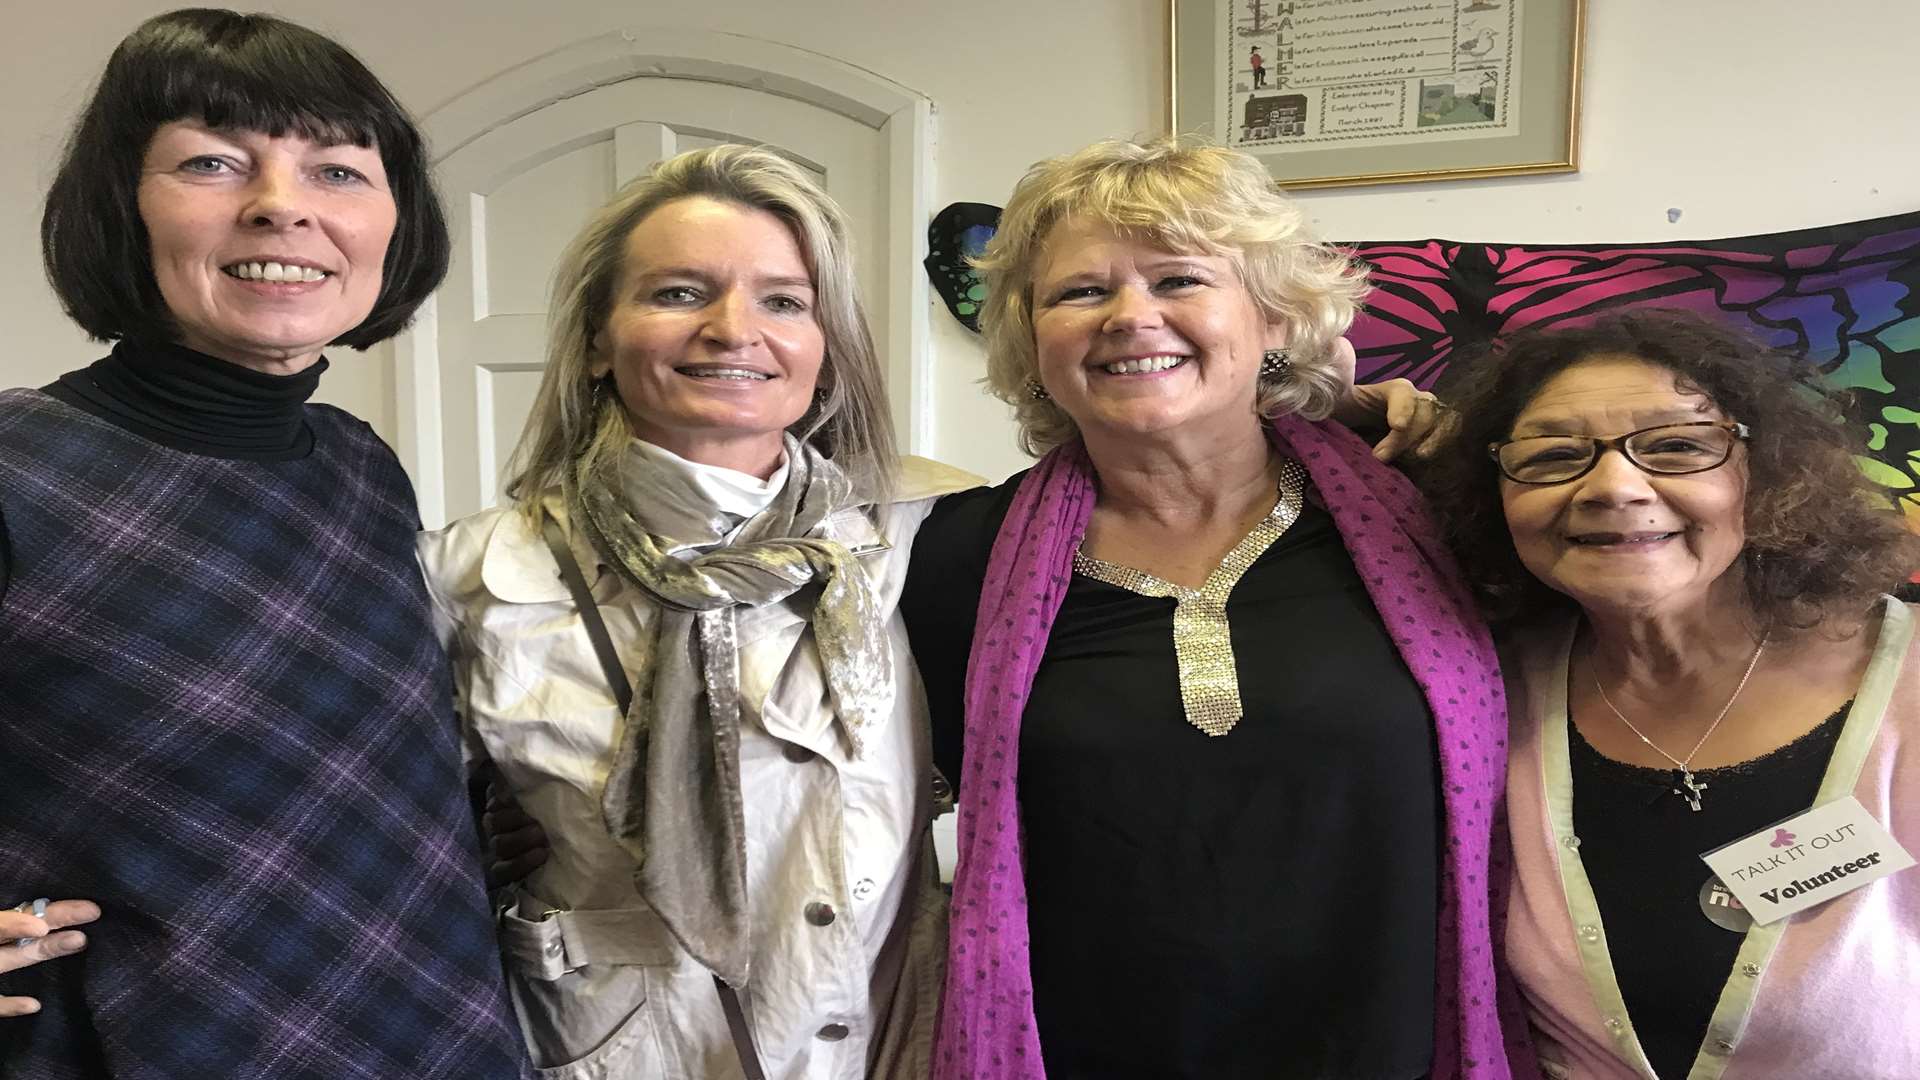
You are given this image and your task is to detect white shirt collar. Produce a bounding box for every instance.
[620,435,794,551]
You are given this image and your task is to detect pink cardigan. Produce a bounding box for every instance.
[1503,599,1920,1079]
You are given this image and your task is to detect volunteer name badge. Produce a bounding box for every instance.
[1701,795,1914,925]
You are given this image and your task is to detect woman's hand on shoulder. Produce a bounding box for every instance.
[1324,338,1454,462]
[0,899,100,1017]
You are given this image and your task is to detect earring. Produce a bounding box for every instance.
[1259,349,1292,379]
[1025,378,1050,401]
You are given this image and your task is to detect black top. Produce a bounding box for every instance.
[44,339,325,461]
[1570,704,1848,1080]
[904,474,1441,1080]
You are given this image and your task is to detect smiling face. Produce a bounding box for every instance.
[591,196,825,476]
[137,120,396,374]
[1499,355,1751,619]
[1028,216,1281,450]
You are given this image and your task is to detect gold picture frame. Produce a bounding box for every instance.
[1170,0,1584,189]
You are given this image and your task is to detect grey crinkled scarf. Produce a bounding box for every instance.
[567,438,892,988]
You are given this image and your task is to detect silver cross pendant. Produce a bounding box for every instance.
[1674,770,1708,812]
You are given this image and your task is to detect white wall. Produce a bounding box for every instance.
[4,1,1918,483]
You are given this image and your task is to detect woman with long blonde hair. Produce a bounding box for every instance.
[420,144,977,1079]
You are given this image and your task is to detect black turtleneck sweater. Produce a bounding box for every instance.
[44,339,327,461]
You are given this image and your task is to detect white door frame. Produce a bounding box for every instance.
[395,28,935,526]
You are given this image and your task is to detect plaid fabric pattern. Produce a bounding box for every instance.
[0,390,526,1080]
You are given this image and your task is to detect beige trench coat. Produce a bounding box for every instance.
[418,457,979,1080]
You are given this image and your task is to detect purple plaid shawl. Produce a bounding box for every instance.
[0,390,526,1080]
[931,415,1532,1080]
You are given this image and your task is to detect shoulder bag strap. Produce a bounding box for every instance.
[537,508,769,1080]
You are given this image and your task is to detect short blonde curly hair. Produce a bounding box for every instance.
[976,136,1369,456]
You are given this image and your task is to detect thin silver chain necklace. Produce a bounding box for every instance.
[1590,629,1770,812]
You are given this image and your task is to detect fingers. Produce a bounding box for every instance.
[0,900,101,978]
[482,800,536,836]
[1412,404,1462,460]
[486,850,550,892]
[482,789,551,890]
[490,821,547,861]
[1372,385,1439,462]
[0,899,99,1017]
[39,901,100,932]
[0,901,97,943]
[1372,431,1408,462]
[0,929,89,975]
[485,828,550,891]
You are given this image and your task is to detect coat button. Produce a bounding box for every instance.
[1741,962,1760,977]
[544,940,563,958]
[1578,924,1600,943]
[931,774,952,800]
[783,742,816,764]
[804,902,836,926]
[816,1023,850,1041]
[1713,1038,1736,1054]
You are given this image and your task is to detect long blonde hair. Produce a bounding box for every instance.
[976,136,1369,456]
[504,144,896,516]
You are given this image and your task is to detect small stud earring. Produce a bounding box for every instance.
[1025,378,1050,401]
[1259,349,1292,379]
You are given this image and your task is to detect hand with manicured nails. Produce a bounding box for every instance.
[0,900,101,1017]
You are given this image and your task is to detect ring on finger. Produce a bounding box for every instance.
[10,898,48,948]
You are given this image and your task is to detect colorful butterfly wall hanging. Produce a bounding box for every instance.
[924,202,999,332]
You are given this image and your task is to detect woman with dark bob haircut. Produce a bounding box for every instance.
[0,9,525,1078]
[1423,308,1920,1078]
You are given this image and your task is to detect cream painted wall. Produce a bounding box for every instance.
[5,1,1919,483]
[0,0,1162,477]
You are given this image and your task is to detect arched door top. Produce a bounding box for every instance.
[395,30,935,527]
[423,28,927,157]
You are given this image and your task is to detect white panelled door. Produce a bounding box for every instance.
[421,79,886,524]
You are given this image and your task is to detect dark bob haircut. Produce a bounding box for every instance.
[1421,308,1920,632]
[41,8,449,349]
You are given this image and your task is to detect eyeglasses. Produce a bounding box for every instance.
[1489,421,1751,485]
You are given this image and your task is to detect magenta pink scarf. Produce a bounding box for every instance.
[931,415,1533,1079]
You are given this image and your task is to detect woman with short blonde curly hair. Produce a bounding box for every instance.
[902,137,1526,1079]
[976,136,1369,455]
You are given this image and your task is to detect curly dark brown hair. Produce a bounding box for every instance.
[1419,308,1920,631]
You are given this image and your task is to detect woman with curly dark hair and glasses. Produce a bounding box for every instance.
[1418,308,1920,1079]
[0,10,524,1077]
